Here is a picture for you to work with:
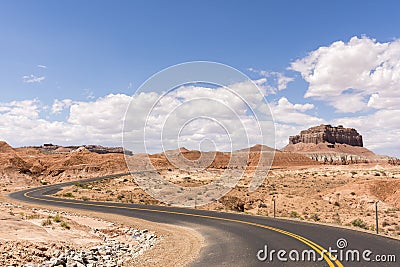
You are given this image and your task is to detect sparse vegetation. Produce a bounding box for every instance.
[47,165,400,237]
[41,218,52,226]
[290,211,301,219]
[74,182,90,189]
[53,214,62,223]
[351,218,367,229]
[311,213,320,221]
[60,221,70,229]
[26,213,40,220]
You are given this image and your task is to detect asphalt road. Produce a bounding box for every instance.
[8,173,400,267]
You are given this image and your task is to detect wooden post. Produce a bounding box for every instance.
[273,198,276,218]
[375,201,379,234]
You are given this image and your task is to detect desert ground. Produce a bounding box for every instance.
[1,140,400,266]
[0,142,203,266]
[55,163,400,237]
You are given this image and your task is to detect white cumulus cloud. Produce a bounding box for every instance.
[290,36,400,156]
[269,97,324,125]
[247,68,294,93]
[51,99,73,114]
[0,81,275,152]
[290,36,400,113]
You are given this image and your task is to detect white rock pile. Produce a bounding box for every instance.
[21,228,157,267]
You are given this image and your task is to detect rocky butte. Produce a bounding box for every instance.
[289,124,363,147]
[283,124,390,164]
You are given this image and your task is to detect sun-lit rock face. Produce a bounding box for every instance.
[289,124,363,147]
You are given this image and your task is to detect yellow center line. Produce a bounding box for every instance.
[22,188,343,267]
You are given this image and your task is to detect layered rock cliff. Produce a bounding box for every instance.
[289,124,363,147]
[284,125,389,164]
[35,144,133,156]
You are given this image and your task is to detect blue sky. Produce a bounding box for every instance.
[1,1,400,156]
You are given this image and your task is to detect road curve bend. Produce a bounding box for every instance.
[8,174,400,267]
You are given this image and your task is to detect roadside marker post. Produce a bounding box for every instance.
[273,198,276,218]
[375,201,379,234]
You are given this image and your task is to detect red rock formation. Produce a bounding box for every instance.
[289,125,363,147]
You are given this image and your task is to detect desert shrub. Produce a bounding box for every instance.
[258,203,267,208]
[311,213,320,221]
[41,218,52,226]
[60,221,70,229]
[351,218,367,229]
[334,201,340,207]
[82,196,89,201]
[26,213,40,219]
[63,192,74,198]
[290,211,301,219]
[53,214,62,223]
[75,182,89,189]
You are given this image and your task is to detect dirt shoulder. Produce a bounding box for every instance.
[1,194,204,267]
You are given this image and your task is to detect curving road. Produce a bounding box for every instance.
[8,173,400,267]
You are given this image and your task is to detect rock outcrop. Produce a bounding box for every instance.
[284,125,390,164]
[35,144,133,156]
[289,124,363,147]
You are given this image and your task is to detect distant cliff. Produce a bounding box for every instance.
[36,144,133,156]
[289,124,363,147]
[283,125,390,164]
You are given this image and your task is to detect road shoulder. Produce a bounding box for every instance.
[2,193,204,267]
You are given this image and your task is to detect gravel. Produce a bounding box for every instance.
[1,202,158,267]
[16,228,157,267]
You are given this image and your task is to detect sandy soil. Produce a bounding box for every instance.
[2,141,399,265]
[55,164,400,238]
[1,195,204,267]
